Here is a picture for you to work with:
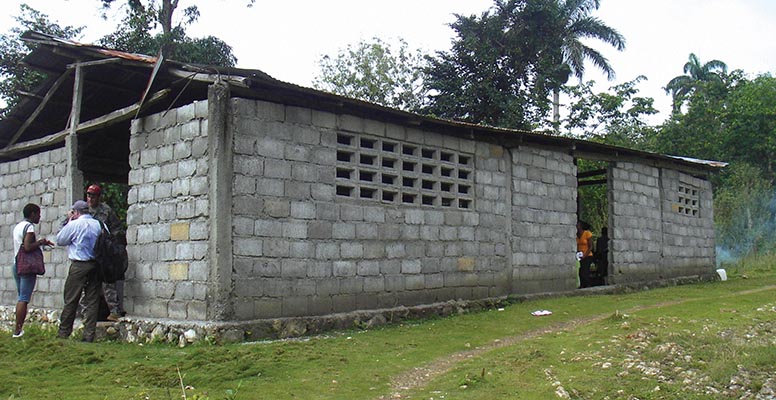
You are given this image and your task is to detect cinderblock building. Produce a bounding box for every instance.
[0,32,723,339]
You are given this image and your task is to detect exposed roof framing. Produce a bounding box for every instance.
[0,30,727,181]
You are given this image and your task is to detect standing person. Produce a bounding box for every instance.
[576,221,594,288]
[56,200,102,342]
[12,203,54,338]
[84,184,127,321]
[593,227,609,286]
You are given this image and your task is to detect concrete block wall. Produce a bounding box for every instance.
[609,161,715,283]
[610,161,663,283]
[229,98,510,320]
[126,100,211,320]
[510,146,577,293]
[660,169,715,277]
[0,148,70,309]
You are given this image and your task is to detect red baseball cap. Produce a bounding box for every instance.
[86,184,102,194]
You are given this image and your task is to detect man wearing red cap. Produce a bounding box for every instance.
[85,184,127,321]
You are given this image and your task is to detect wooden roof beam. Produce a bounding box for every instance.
[3,70,73,149]
[0,88,170,157]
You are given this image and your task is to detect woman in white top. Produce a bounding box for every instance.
[12,203,54,338]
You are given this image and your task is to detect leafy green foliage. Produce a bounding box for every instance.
[313,37,427,111]
[665,53,728,113]
[556,0,625,83]
[0,5,83,117]
[564,76,658,148]
[418,0,624,130]
[422,0,565,130]
[714,163,773,257]
[97,2,236,66]
[658,66,776,259]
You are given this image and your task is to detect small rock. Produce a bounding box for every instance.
[184,328,197,343]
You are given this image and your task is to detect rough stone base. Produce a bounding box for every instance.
[1,273,718,345]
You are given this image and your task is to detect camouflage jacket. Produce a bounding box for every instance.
[90,202,125,238]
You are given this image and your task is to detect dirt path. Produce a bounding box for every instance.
[377,285,776,399]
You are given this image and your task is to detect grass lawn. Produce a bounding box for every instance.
[1,257,774,400]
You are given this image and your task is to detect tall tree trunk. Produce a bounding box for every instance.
[159,0,178,57]
[553,88,560,131]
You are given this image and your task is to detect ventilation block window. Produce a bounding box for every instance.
[674,184,700,217]
[335,132,475,208]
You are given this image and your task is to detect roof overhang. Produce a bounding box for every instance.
[0,31,726,179]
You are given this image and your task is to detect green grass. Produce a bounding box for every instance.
[2,258,775,400]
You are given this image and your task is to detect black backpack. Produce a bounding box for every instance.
[94,221,126,283]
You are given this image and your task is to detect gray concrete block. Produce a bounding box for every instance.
[281,260,307,278]
[256,100,285,121]
[316,203,338,221]
[355,224,379,239]
[233,298,254,320]
[286,106,312,125]
[338,114,364,133]
[282,222,308,239]
[312,110,336,129]
[254,298,282,319]
[333,223,355,239]
[263,238,290,257]
[264,159,292,179]
[264,200,290,218]
[340,277,364,294]
[333,260,356,277]
[150,300,169,318]
[308,221,332,239]
[233,237,263,256]
[284,182,311,199]
[404,275,425,290]
[341,242,363,258]
[332,294,357,313]
[340,205,364,221]
[401,259,422,274]
[316,243,339,259]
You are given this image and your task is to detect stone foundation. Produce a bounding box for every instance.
[1,274,715,345]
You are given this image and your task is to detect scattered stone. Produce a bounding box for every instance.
[184,328,197,343]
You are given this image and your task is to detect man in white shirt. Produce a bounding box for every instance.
[56,200,102,342]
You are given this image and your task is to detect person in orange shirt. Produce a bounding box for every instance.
[576,221,594,288]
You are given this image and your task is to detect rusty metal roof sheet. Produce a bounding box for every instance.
[0,31,727,176]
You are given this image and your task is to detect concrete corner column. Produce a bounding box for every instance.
[207,81,234,320]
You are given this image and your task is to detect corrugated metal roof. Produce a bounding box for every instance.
[0,31,726,175]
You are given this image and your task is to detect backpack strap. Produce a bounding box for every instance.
[98,219,110,235]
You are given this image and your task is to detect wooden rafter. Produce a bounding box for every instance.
[3,70,73,149]
[0,88,170,158]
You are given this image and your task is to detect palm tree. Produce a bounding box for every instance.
[664,53,727,113]
[551,0,626,126]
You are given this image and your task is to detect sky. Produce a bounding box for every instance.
[2,0,776,125]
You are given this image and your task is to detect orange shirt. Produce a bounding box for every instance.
[576,230,593,257]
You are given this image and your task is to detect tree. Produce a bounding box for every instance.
[98,6,236,66]
[714,162,773,257]
[664,53,727,113]
[97,0,248,62]
[551,0,625,126]
[722,74,776,178]
[98,0,199,57]
[313,37,427,111]
[423,0,564,130]
[563,76,657,148]
[0,4,83,117]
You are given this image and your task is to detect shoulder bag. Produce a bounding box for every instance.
[16,223,45,276]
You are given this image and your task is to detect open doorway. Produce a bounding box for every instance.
[576,159,610,287]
